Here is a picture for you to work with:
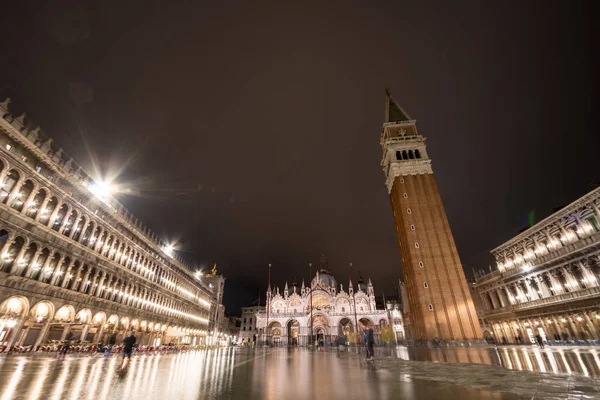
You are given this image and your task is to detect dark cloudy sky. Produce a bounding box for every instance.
[0,1,597,314]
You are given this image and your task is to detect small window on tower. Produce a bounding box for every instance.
[419,261,424,268]
[415,242,420,248]
[407,208,412,214]
[410,225,415,231]
[403,193,408,198]
[396,151,401,160]
[428,304,433,311]
[400,178,404,183]
[415,149,421,159]
[423,282,428,288]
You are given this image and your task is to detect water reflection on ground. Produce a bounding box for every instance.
[388,345,600,377]
[0,348,525,400]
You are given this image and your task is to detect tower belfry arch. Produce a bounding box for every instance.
[380,90,483,346]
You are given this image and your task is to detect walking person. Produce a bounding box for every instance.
[535,333,545,349]
[366,327,375,361]
[105,332,117,357]
[120,331,136,371]
[58,331,74,360]
[362,326,374,361]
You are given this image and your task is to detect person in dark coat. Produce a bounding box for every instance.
[120,332,137,370]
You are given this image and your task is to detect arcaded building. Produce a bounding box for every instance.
[0,98,214,349]
[256,267,388,346]
[474,187,600,344]
[380,91,483,345]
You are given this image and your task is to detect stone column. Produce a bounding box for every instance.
[34,197,51,222]
[579,262,598,287]
[3,320,25,351]
[68,218,82,239]
[95,274,106,297]
[57,210,72,234]
[548,271,565,295]
[47,204,63,229]
[9,245,30,275]
[534,275,552,298]
[60,325,71,341]
[524,278,539,301]
[49,255,67,286]
[80,325,91,342]
[583,312,600,339]
[34,322,52,349]
[61,260,76,288]
[503,286,516,305]
[70,265,84,291]
[514,283,527,303]
[5,180,25,207]
[21,189,39,215]
[562,267,581,292]
[36,253,55,282]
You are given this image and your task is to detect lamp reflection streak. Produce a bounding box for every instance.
[0,358,25,400]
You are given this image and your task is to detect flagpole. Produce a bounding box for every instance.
[266,263,271,346]
[309,262,313,348]
[350,263,358,332]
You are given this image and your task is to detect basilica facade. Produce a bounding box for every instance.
[256,268,389,346]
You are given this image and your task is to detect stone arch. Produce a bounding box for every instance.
[79,219,95,246]
[61,208,79,237]
[1,235,26,273]
[28,247,50,281]
[0,295,30,319]
[27,188,48,219]
[335,297,351,313]
[0,169,20,203]
[29,300,55,323]
[92,311,106,326]
[358,317,374,328]
[0,228,10,255]
[338,317,354,336]
[55,304,75,322]
[72,214,87,242]
[13,241,36,277]
[12,179,34,212]
[41,196,58,224]
[107,314,119,330]
[52,203,69,231]
[76,308,92,324]
[415,149,421,159]
[53,256,70,287]
[40,251,61,283]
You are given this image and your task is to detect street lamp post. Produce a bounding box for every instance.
[265,263,271,347]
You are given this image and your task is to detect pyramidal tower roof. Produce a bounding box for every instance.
[385,89,412,123]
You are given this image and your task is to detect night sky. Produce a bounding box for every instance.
[0,1,597,314]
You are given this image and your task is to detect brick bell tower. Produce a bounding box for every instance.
[381,90,483,345]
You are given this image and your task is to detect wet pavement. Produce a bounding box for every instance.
[0,347,598,399]
[390,345,600,378]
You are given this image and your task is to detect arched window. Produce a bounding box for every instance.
[27,189,47,219]
[1,170,20,203]
[402,150,408,160]
[415,149,421,159]
[12,179,33,212]
[396,151,401,160]
[408,150,414,159]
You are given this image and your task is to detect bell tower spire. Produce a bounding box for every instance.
[381,90,483,346]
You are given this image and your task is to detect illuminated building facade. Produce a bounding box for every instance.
[474,187,600,344]
[380,91,483,345]
[256,266,389,346]
[0,98,214,350]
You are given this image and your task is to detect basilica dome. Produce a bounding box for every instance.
[311,269,338,289]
